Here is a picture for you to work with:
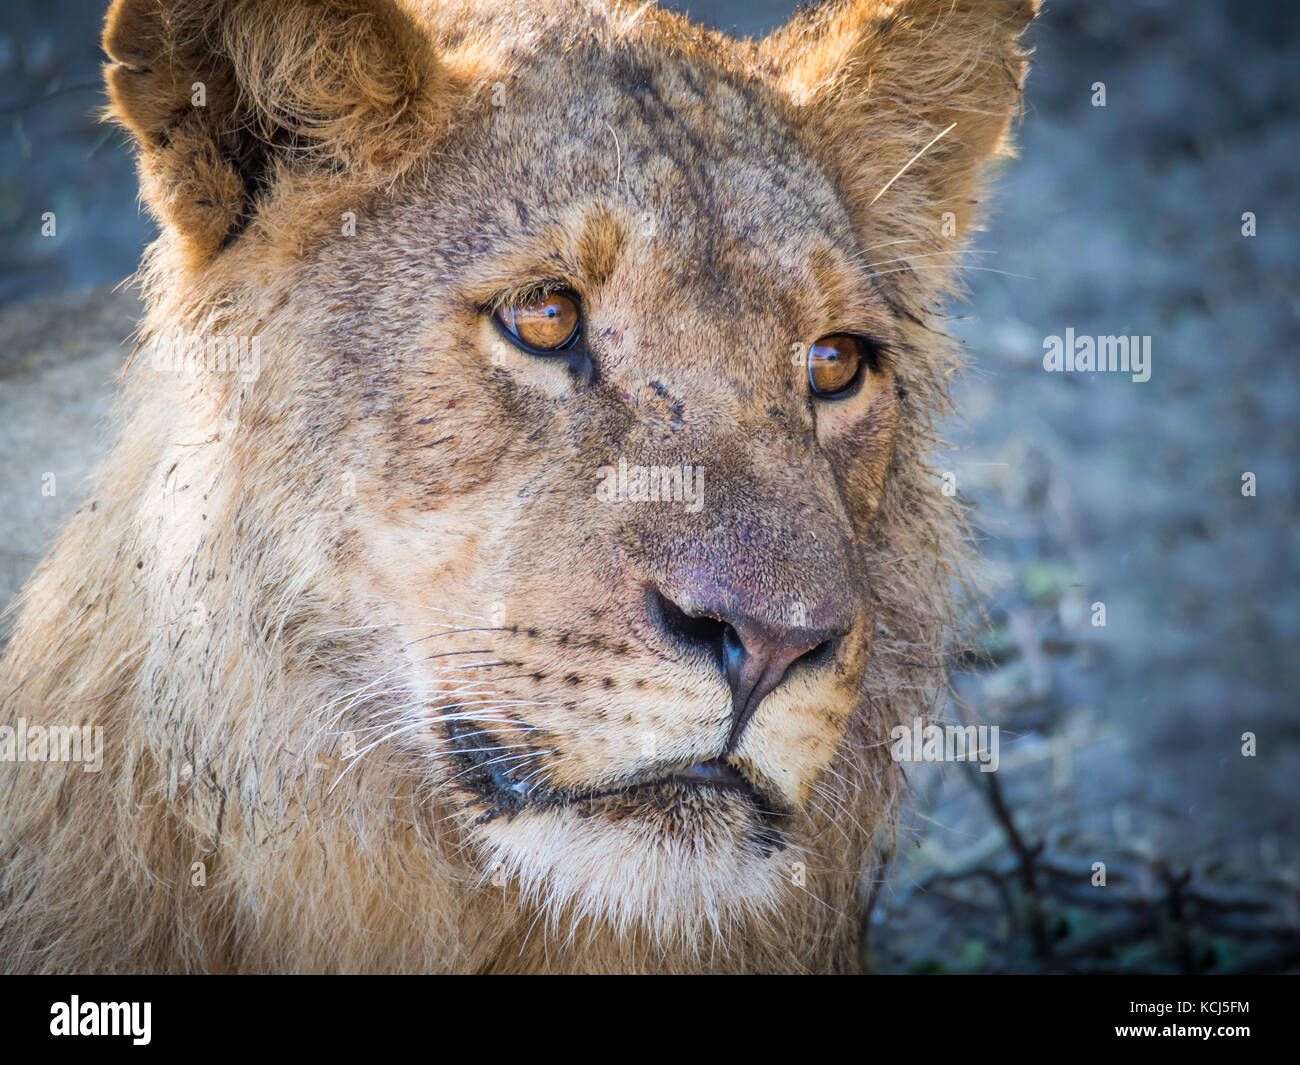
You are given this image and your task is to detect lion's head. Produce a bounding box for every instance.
[0,0,1035,973]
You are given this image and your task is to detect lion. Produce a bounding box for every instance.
[0,0,1037,973]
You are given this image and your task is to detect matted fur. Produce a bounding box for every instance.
[0,0,1036,973]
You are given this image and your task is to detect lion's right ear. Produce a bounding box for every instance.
[103,0,456,259]
[762,0,1038,229]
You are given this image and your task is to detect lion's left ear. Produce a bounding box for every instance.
[763,0,1038,226]
[103,0,458,260]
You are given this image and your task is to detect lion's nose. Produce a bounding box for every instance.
[647,584,851,749]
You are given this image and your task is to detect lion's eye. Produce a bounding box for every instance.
[808,334,872,398]
[494,292,580,352]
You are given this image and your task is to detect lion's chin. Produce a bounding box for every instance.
[471,796,797,941]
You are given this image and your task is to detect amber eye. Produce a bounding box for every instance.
[808,334,871,397]
[494,291,580,352]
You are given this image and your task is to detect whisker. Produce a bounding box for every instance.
[862,264,1036,282]
[870,121,956,205]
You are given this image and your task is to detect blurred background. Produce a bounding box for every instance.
[1,0,1296,972]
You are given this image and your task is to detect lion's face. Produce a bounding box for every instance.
[96,0,1035,949]
[291,45,903,919]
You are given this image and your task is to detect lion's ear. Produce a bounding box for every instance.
[103,0,455,259]
[763,0,1038,227]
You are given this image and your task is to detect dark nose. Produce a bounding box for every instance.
[648,585,851,750]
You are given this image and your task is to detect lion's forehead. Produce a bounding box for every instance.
[429,46,855,274]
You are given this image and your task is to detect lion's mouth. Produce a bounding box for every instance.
[582,756,764,804]
[667,757,749,788]
[443,718,784,822]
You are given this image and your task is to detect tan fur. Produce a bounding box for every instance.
[0,0,1036,973]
